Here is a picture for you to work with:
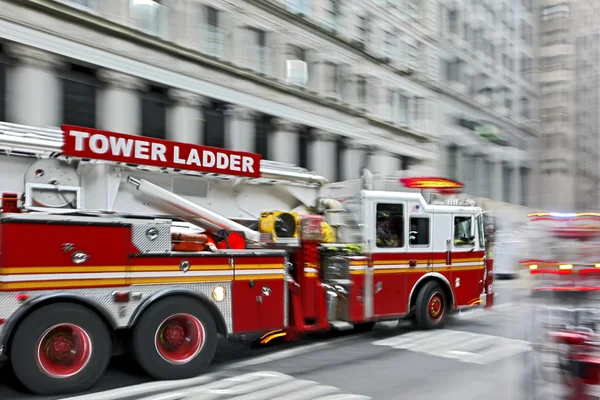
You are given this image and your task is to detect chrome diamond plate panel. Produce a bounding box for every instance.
[0,282,233,344]
[131,222,172,253]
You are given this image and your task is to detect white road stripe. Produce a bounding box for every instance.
[62,336,359,400]
[372,329,531,365]
[131,371,370,400]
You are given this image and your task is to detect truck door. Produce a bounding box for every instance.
[232,253,287,332]
[407,201,433,302]
[432,211,453,288]
[369,199,408,317]
[451,214,483,307]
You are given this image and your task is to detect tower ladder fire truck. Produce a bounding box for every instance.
[0,122,493,396]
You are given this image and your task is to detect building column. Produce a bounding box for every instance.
[308,51,326,93]
[408,159,439,176]
[5,44,63,127]
[512,161,522,205]
[308,129,337,181]
[167,89,207,145]
[225,105,256,152]
[223,14,245,66]
[270,118,300,165]
[270,31,288,82]
[414,97,435,134]
[97,70,145,134]
[371,78,388,118]
[471,153,485,198]
[367,148,395,175]
[491,158,504,202]
[342,139,367,180]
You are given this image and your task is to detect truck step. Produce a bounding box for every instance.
[329,321,354,330]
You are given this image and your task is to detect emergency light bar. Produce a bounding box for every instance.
[399,177,464,194]
[527,212,600,218]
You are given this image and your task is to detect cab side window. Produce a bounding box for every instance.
[409,217,430,246]
[454,216,474,247]
[376,204,404,248]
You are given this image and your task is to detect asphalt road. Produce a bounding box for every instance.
[0,274,577,400]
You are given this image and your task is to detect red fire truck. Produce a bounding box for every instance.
[0,122,493,395]
[521,212,600,292]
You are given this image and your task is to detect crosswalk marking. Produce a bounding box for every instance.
[372,329,532,365]
[136,371,371,400]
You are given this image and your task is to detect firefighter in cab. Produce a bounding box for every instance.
[377,212,399,247]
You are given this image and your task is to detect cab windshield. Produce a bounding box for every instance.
[477,214,485,248]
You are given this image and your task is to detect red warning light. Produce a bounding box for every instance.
[399,177,464,194]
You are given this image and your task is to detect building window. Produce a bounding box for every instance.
[324,62,340,93]
[324,0,342,33]
[383,30,395,59]
[520,97,530,119]
[130,0,168,38]
[542,29,568,47]
[298,127,310,168]
[204,6,224,59]
[504,89,513,110]
[520,23,532,45]
[445,59,462,82]
[409,217,430,247]
[502,163,512,202]
[287,45,309,87]
[287,0,311,16]
[397,94,409,125]
[521,167,529,206]
[141,85,170,140]
[448,9,458,34]
[335,138,344,182]
[204,102,226,148]
[254,114,270,160]
[375,203,404,248]
[447,145,458,180]
[358,14,371,45]
[357,75,367,106]
[542,4,569,17]
[61,64,99,128]
[245,28,271,75]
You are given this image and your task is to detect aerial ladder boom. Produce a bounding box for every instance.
[0,122,330,238]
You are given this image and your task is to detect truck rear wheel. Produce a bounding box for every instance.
[414,281,448,330]
[131,296,217,380]
[10,303,111,396]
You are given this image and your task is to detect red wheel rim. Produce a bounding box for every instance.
[155,314,205,364]
[36,324,92,378]
[428,292,444,323]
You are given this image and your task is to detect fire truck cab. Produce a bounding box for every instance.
[0,123,492,396]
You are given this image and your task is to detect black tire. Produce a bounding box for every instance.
[131,296,217,380]
[414,281,448,330]
[10,303,111,396]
